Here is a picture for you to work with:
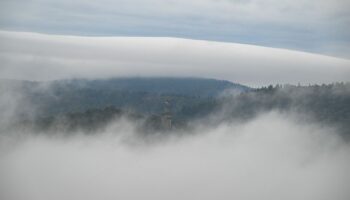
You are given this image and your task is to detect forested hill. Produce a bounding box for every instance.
[0,77,249,117]
[1,78,349,136]
[59,77,249,97]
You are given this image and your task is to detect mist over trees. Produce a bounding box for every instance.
[1,78,349,137]
[217,82,350,136]
[1,77,350,200]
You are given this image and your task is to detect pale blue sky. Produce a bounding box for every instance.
[0,0,349,58]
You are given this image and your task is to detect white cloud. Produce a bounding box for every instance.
[0,31,349,86]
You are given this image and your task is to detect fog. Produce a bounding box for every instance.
[1,31,350,86]
[1,30,350,200]
[0,111,349,200]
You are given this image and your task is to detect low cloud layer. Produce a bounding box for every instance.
[1,31,350,86]
[1,112,349,200]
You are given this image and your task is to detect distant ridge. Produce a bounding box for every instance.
[0,77,250,116]
[52,77,250,97]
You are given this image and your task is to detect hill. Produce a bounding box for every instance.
[0,77,248,117]
[1,78,349,136]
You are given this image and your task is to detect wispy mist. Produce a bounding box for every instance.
[0,110,349,200]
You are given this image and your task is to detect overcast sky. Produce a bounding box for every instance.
[0,0,349,58]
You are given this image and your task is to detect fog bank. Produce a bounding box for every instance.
[1,112,349,200]
[1,31,350,86]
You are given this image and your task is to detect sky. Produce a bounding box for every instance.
[0,0,350,58]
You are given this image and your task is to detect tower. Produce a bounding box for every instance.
[161,98,172,129]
